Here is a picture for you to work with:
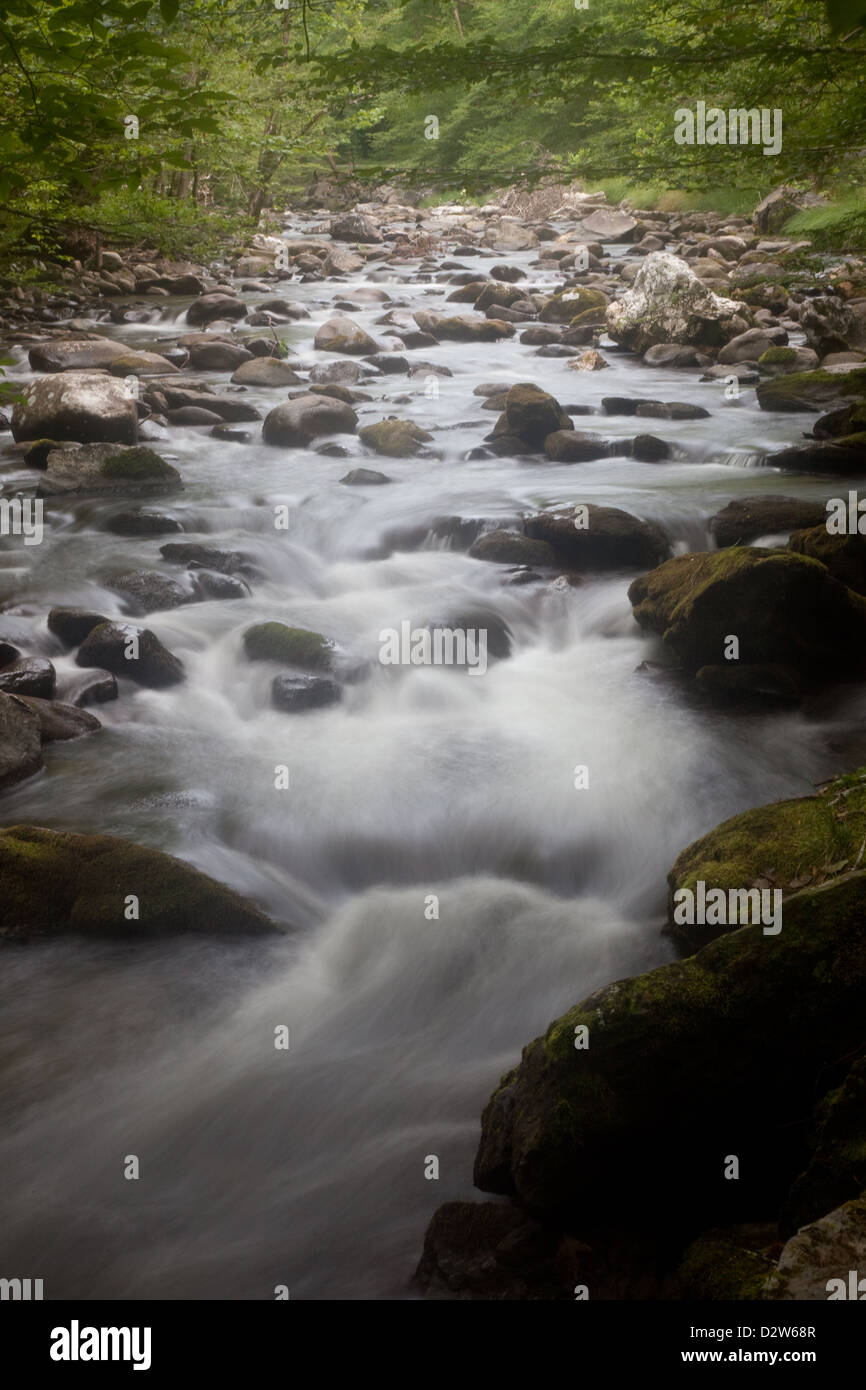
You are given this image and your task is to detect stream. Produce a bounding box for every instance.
[1,213,863,1299]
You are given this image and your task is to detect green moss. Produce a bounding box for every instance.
[757,365,866,411]
[22,438,61,468]
[0,824,277,938]
[243,621,333,670]
[678,1226,778,1300]
[758,345,797,365]
[100,447,175,479]
[669,771,866,927]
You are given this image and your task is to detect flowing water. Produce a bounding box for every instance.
[1,218,863,1298]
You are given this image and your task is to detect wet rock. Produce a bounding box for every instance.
[12,372,138,445]
[358,418,433,458]
[482,222,539,252]
[607,253,744,353]
[15,696,100,743]
[472,867,866,1229]
[308,360,363,386]
[322,246,365,275]
[468,530,557,567]
[159,543,253,577]
[243,622,333,670]
[191,570,249,601]
[48,607,108,647]
[539,288,608,325]
[37,443,182,498]
[76,622,185,687]
[340,467,391,485]
[643,344,713,368]
[364,353,410,374]
[544,430,609,462]
[757,345,819,376]
[718,327,785,364]
[211,425,253,443]
[628,548,866,683]
[185,294,247,327]
[0,692,42,789]
[499,384,571,449]
[756,365,866,413]
[314,317,379,355]
[0,823,277,937]
[187,342,254,371]
[413,311,514,342]
[789,524,866,594]
[263,394,358,447]
[28,337,130,373]
[271,673,342,713]
[525,504,668,571]
[800,296,866,357]
[632,433,671,462]
[709,496,826,546]
[416,1201,566,1300]
[567,349,609,372]
[167,406,226,427]
[330,213,383,243]
[106,570,194,614]
[782,1059,866,1235]
[56,669,118,707]
[105,351,179,377]
[579,208,638,241]
[0,657,55,698]
[765,1196,866,1300]
[694,662,805,711]
[768,439,866,474]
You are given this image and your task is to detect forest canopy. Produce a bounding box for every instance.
[0,0,864,259]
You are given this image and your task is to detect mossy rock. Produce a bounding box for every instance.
[539,288,608,324]
[756,365,866,413]
[782,1058,866,1236]
[667,771,866,949]
[789,523,866,595]
[759,346,798,366]
[628,547,866,682]
[0,824,277,938]
[22,438,63,469]
[569,306,607,330]
[243,621,333,670]
[677,1224,779,1300]
[358,419,433,458]
[474,870,866,1232]
[100,446,177,480]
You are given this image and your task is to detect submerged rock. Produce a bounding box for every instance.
[0,824,277,937]
[271,673,342,713]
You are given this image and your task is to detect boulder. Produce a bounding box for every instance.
[782,1059,866,1235]
[499,384,571,449]
[230,357,304,387]
[329,213,383,243]
[187,342,254,371]
[473,869,866,1228]
[482,222,539,253]
[413,311,514,342]
[104,509,183,537]
[323,247,365,275]
[768,440,866,474]
[185,294,247,327]
[524,504,668,571]
[753,185,826,234]
[789,524,866,594]
[262,394,358,447]
[765,1196,866,1300]
[27,337,130,373]
[358,419,433,458]
[468,530,557,567]
[243,622,333,670]
[628,547,866,682]
[606,253,744,353]
[106,570,194,614]
[37,444,182,498]
[544,430,609,462]
[538,288,608,325]
[48,607,107,647]
[579,209,638,242]
[0,657,56,699]
[314,317,380,355]
[709,496,826,546]
[0,824,276,938]
[0,692,42,789]
[718,328,784,365]
[757,345,819,376]
[756,365,866,413]
[15,696,100,743]
[800,296,866,357]
[12,372,138,445]
[271,674,342,713]
[75,622,184,688]
[340,468,391,486]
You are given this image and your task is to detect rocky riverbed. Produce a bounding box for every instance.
[1,186,865,1299]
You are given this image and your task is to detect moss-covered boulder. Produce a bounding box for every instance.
[468,530,557,567]
[525,504,669,571]
[757,345,818,376]
[243,621,333,670]
[37,444,182,498]
[0,824,277,938]
[756,365,866,413]
[666,771,866,950]
[628,547,866,683]
[789,524,866,595]
[782,1059,866,1236]
[358,419,433,458]
[497,384,571,448]
[0,692,42,790]
[677,1224,779,1300]
[473,871,866,1231]
[313,316,380,355]
[539,288,609,325]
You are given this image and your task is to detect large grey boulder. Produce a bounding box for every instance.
[37,444,182,498]
[28,337,130,373]
[262,394,358,447]
[606,252,744,353]
[12,372,138,444]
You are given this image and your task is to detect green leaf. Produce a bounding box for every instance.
[159,0,180,23]
[824,0,866,30]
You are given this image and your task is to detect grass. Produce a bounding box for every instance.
[786,192,866,254]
